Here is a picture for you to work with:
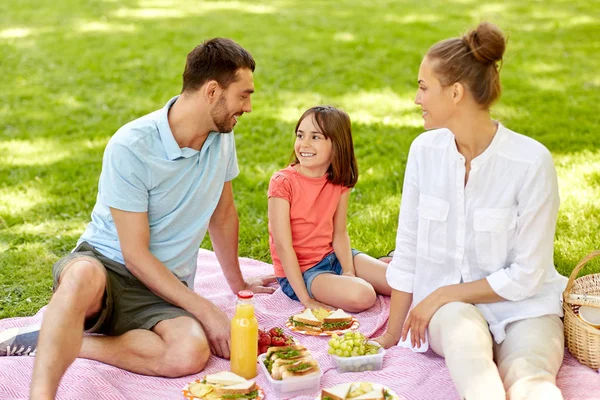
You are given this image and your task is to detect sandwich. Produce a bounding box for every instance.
[321,382,352,400]
[189,371,259,399]
[352,388,385,400]
[263,344,320,380]
[322,309,353,331]
[204,371,247,386]
[289,308,323,332]
[213,380,258,399]
[320,383,392,400]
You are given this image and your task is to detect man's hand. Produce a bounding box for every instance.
[240,275,278,294]
[372,331,399,349]
[197,303,232,359]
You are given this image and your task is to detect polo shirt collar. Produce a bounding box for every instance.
[158,96,200,160]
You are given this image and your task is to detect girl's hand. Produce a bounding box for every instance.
[372,331,399,349]
[302,298,333,311]
[401,290,444,348]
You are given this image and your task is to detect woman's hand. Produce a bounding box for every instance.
[401,290,444,348]
[372,331,399,349]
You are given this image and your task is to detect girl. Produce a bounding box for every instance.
[374,22,567,400]
[268,106,391,313]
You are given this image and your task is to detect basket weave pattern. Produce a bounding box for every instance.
[563,250,600,369]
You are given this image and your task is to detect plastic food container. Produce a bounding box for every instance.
[330,344,386,373]
[257,353,322,398]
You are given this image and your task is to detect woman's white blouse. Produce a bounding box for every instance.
[387,123,568,345]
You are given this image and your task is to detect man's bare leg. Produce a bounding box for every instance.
[30,259,106,400]
[79,316,210,377]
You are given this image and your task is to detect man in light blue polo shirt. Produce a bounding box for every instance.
[0,38,276,399]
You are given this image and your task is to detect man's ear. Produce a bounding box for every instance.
[452,82,464,105]
[204,80,221,103]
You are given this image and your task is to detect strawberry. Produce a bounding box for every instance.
[269,327,284,337]
[259,344,270,354]
[271,336,286,346]
[258,334,271,346]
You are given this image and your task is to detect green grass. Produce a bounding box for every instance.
[1,0,599,319]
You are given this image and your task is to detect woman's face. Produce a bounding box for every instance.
[414,57,455,130]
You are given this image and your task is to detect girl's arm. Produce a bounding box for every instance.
[268,197,329,309]
[332,190,355,276]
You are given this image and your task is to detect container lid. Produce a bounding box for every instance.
[237,290,254,299]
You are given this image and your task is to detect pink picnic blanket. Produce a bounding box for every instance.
[1,250,598,399]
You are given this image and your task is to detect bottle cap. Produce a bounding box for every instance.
[237,290,254,299]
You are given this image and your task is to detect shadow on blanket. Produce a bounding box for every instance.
[1,250,598,399]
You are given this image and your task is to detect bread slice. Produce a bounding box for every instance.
[214,380,256,396]
[321,382,353,400]
[290,309,322,331]
[271,356,316,380]
[266,344,307,360]
[352,388,385,400]
[204,371,246,386]
[280,360,320,380]
[322,309,353,331]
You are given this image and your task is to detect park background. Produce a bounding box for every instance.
[0,0,598,319]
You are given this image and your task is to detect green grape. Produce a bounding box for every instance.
[331,333,339,340]
[335,349,343,356]
[359,345,365,355]
[328,347,336,355]
[343,350,351,357]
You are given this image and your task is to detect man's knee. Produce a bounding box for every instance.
[55,259,106,302]
[157,337,210,377]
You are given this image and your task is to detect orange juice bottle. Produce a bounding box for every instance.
[230,290,258,379]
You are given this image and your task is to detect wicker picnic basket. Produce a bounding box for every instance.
[563,250,600,369]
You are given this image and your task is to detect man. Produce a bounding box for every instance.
[0,38,276,400]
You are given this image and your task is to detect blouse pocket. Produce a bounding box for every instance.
[417,194,450,263]
[473,208,517,272]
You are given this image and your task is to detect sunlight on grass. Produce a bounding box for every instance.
[0,187,44,215]
[0,137,106,167]
[77,21,137,33]
[0,140,70,166]
[12,220,87,239]
[384,14,441,23]
[334,32,355,42]
[0,28,32,39]
[273,89,422,128]
[114,0,276,19]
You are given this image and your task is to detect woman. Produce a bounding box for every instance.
[374,22,567,400]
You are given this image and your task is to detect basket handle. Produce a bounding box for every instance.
[563,250,600,298]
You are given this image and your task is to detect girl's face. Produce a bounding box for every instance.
[294,114,333,176]
[414,57,455,130]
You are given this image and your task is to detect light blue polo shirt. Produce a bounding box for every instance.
[78,96,239,287]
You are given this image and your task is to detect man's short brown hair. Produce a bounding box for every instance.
[181,38,255,93]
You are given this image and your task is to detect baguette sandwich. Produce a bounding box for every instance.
[289,309,323,332]
[322,309,353,331]
[263,344,320,380]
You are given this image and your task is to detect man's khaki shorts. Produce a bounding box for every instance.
[52,241,195,336]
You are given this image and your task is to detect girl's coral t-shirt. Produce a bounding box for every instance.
[268,165,349,278]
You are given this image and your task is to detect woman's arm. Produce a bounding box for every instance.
[332,190,355,276]
[402,279,505,347]
[373,289,413,348]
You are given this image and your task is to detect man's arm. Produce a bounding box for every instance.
[110,207,232,358]
[208,181,276,294]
